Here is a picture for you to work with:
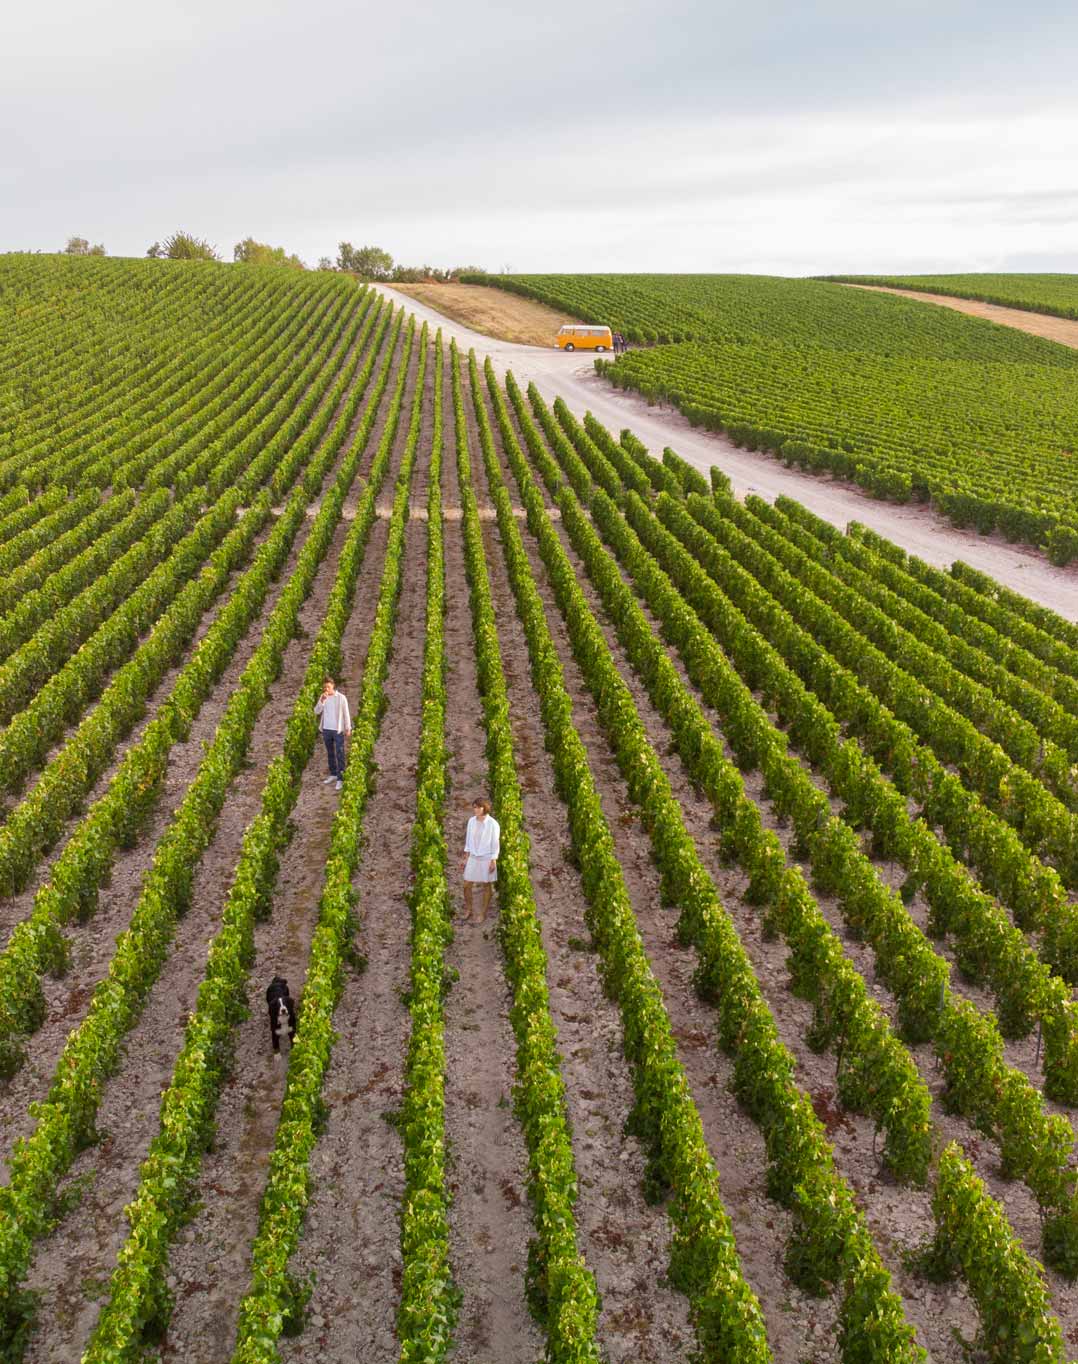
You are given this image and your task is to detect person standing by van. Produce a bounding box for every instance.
[314,677,351,792]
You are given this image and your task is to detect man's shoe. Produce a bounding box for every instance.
[335,779,343,792]
[322,775,336,785]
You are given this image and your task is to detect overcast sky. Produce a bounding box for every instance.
[4,0,1077,274]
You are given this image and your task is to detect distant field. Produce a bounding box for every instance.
[475,273,1078,563]
[821,273,1078,320]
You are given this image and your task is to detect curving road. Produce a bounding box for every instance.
[375,285,1078,620]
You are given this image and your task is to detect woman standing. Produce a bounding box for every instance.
[461,798,500,924]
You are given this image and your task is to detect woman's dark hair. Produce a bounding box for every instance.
[472,797,491,814]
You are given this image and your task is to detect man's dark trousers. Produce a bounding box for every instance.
[323,729,346,777]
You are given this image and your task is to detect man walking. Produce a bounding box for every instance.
[314,677,351,792]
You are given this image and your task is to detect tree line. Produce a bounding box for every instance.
[63,232,486,281]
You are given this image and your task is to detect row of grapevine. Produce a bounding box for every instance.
[0,488,31,540]
[0,486,143,627]
[599,491,1078,1255]
[848,524,1078,674]
[771,499,1078,719]
[0,487,90,576]
[456,345,602,1361]
[708,492,1078,808]
[520,387,1075,1355]
[397,333,460,1361]
[1,259,268,437]
[674,493,1078,888]
[0,311,406,1078]
[0,488,237,791]
[822,273,1078,321]
[44,273,293,476]
[230,319,423,1362]
[76,318,418,1364]
[758,499,1078,752]
[486,360,925,1359]
[0,318,409,1357]
[12,274,343,495]
[99,283,352,493]
[135,289,366,497]
[1,260,267,474]
[4,265,349,496]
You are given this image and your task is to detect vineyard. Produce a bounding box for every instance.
[3,254,1078,1363]
[821,274,1078,321]
[470,272,1078,565]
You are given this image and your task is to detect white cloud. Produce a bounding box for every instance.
[3,0,1077,273]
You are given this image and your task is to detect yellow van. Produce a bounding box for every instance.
[554,324,613,352]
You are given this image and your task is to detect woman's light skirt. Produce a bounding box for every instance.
[463,853,497,884]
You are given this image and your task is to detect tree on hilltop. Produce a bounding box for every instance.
[63,236,106,256]
[336,242,393,278]
[233,237,306,269]
[147,232,219,261]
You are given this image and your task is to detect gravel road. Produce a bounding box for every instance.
[375,284,1078,621]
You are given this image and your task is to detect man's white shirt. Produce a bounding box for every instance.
[315,692,351,733]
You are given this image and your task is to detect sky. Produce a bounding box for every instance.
[3,0,1078,275]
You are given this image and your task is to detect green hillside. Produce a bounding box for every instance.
[476,272,1078,562]
[820,273,1078,320]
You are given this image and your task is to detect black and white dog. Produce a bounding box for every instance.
[266,976,297,1057]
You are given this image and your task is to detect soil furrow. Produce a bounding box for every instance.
[478,388,850,1362]
[439,368,543,1364]
[469,383,701,1362]
[156,331,419,1364]
[276,526,427,1358]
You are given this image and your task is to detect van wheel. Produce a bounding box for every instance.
[596,345,606,352]
[564,343,575,351]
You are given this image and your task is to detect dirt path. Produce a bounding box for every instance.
[375,287,1078,622]
[391,283,582,348]
[270,336,436,1364]
[434,349,541,1364]
[839,282,1078,351]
